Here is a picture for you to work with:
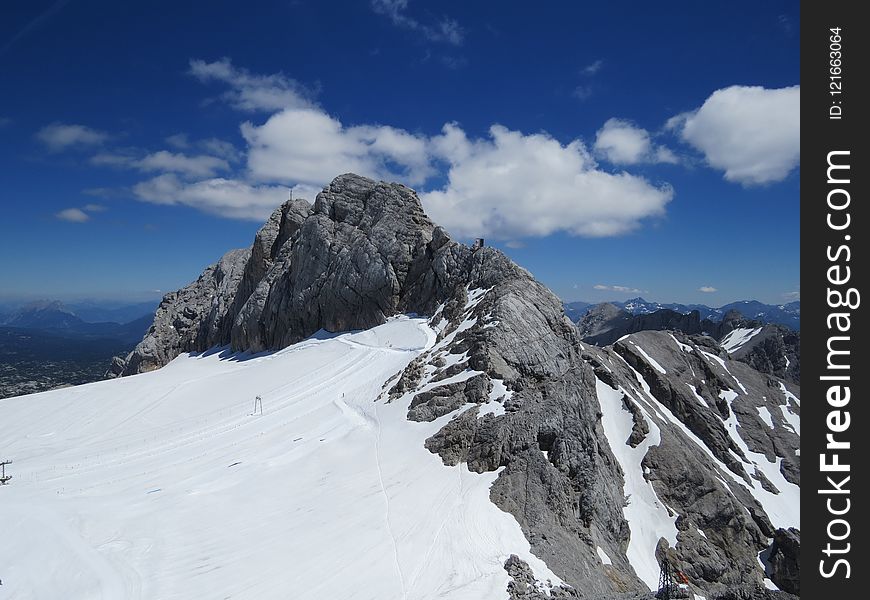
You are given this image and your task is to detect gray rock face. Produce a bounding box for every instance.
[766,528,800,595]
[118,173,800,599]
[402,279,641,598]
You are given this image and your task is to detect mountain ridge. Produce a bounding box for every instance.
[564,298,800,331]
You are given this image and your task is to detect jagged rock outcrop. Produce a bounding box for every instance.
[104,355,126,379]
[117,174,800,598]
[121,248,249,374]
[504,555,582,599]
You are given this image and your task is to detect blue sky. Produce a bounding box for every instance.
[0,0,800,305]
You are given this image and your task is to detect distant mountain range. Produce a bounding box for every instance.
[0,300,155,342]
[0,299,156,398]
[564,297,800,330]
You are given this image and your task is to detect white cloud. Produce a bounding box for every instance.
[115,60,678,238]
[189,58,314,112]
[132,174,291,221]
[421,123,673,239]
[698,286,718,293]
[137,151,229,178]
[593,284,644,293]
[671,85,800,185]
[594,118,678,165]
[783,290,800,301]
[37,123,108,152]
[82,203,106,212]
[55,207,90,223]
[92,150,229,178]
[241,108,432,187]
[371,0,464,45]
[582,60,603,75]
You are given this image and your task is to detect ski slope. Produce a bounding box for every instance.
[0,316,560,599]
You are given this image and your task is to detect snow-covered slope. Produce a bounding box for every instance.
[0,317,560,599]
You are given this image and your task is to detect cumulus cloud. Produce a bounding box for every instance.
[82,203,106,212]
[132,174,293,221]
[371,0,464,45]
[55,207,90,223]
[594,118,678,165]
[593,284,645,293]
[37,123,108,152]
[421,123,673,239]
[670,85,800,185]
[114,60,678,235]
[241,108,432,186]
[189,58,314,112]
[698,286,718,293]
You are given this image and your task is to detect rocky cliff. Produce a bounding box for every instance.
[115,174,799,599]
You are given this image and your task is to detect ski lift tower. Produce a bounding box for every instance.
[656,559,690,599]
[0,460,11,485]
[656,560,674,600]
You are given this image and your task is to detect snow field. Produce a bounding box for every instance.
[0,316,557,600]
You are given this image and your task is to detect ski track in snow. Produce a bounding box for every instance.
[0,316,559,600]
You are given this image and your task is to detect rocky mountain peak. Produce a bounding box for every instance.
[313,173,431,230]
[110,172,800,599]
[116,173,514,374]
